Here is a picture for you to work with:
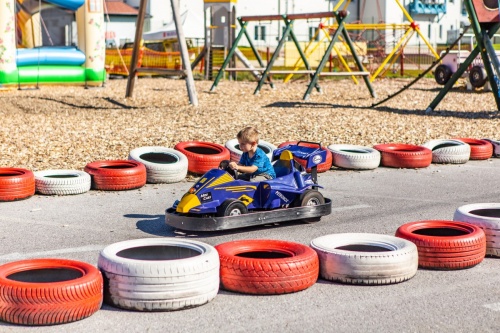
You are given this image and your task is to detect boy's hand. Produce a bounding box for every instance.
[228,162,238,171]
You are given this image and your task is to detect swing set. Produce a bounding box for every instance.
[210,10,376,100]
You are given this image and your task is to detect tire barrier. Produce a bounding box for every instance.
[454,138,493,160]
[84,160,147,191]
[421,139,471,164]
[454,203,500,257]
[278,141,332,173]
[482,138,500,157]
[34,170,91,195]
[395,220,486,270]
[0,168,35,202]
[0,259,103,325]
[128,146,188,184]
[215,239,319,295]
[327,144,381,170]
[373,143,432,168]
[98,238,219,311]
[310,233,418,285]
[174,141,230,175]
[225,139,277,163]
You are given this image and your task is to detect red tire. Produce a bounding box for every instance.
[84,160,146,191]
[174,141,230,175]
[454,138,493,160]
[395,220,486,270]
[215,239,319,295]
[373,143,432,168]
[0,259,103,326]
[278,141,333,173]
[0,168,35,202]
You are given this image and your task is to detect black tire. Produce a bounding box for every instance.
[216,199,248,217]
[434,65,452,85]
[295,190,325,223]
[469,66,487,88]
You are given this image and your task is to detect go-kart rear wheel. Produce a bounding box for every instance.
[217,199,248,217]
[295,190,325,223]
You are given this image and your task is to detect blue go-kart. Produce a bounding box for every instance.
[165,142,332,231]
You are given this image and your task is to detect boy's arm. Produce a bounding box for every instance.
[234,164,258,174]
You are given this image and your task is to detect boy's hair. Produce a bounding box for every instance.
[237,126,260,144]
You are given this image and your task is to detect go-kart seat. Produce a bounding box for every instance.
[273,150,294,177]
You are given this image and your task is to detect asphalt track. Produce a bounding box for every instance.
[1,159,500,332]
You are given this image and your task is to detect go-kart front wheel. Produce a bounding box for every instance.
[295,190,325,223]
[217,199,248,217]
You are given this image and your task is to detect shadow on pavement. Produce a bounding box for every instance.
[126,213,310,238]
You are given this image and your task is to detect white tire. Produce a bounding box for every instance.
[98,238,219,311]
[327,144,380,170]
[422,139,470,164]
[310,233,418,285]
[453,203,500,257]
[128,146,188,184]
[225,139,277,163]
[34,170,91,195]
[482,138,500,157]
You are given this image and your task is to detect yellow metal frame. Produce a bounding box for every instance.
[283,0,439,82]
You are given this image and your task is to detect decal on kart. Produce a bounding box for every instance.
[238,194,253,205]
[213,185,257,192]
[313,155,322,165]
[200,192,212,202]
[275,191,289,203]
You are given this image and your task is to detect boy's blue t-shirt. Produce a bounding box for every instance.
[239,147,276,179]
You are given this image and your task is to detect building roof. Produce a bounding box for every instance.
[105,1,139,16]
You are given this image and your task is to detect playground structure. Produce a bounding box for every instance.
[0,0,106,87]
[210,10,376,100]
[426,0,500,111]
[207,0,440,100]
[373,0,500,111]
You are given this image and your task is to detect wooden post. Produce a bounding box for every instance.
[171,0,198,106]
[125,0,199,106]
[125,0,147,98]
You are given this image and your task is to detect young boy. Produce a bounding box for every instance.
[225,127,276,181]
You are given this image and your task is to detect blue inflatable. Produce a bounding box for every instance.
[16,47,86,67]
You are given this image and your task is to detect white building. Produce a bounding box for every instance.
[107,0,470,48]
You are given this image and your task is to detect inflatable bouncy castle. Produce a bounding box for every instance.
[0,0,105,86]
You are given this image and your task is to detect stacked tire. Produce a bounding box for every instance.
[454,203,500,257]
[216,239,318,295]
[34,170,91,195]
[174,141,230,175]
[98,238,219,311]
[421,139,470,164]
[0,259,103,325]
[374,143,432,168]
[129,146,188,184]
[310,233,418,285]
[84,160,146,191]
[0,168,35,201]
[396,220,486,270]
[327,144,380,170]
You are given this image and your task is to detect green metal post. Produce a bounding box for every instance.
[254,16,291,95]
[340,26,376,98]
[303,13,347,100]
[288,20,321,92]
[426,2,500,112]
[243,25,275,88]
[210,20,249,92]
[464,0,500,109]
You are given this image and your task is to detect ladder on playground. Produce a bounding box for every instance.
[210,10,376,100]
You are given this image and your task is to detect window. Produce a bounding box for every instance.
[254,25,266,41]
[88,0,102,13]
[439,25,442,39]
[309,27,320,41]
[428,23,431,39]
